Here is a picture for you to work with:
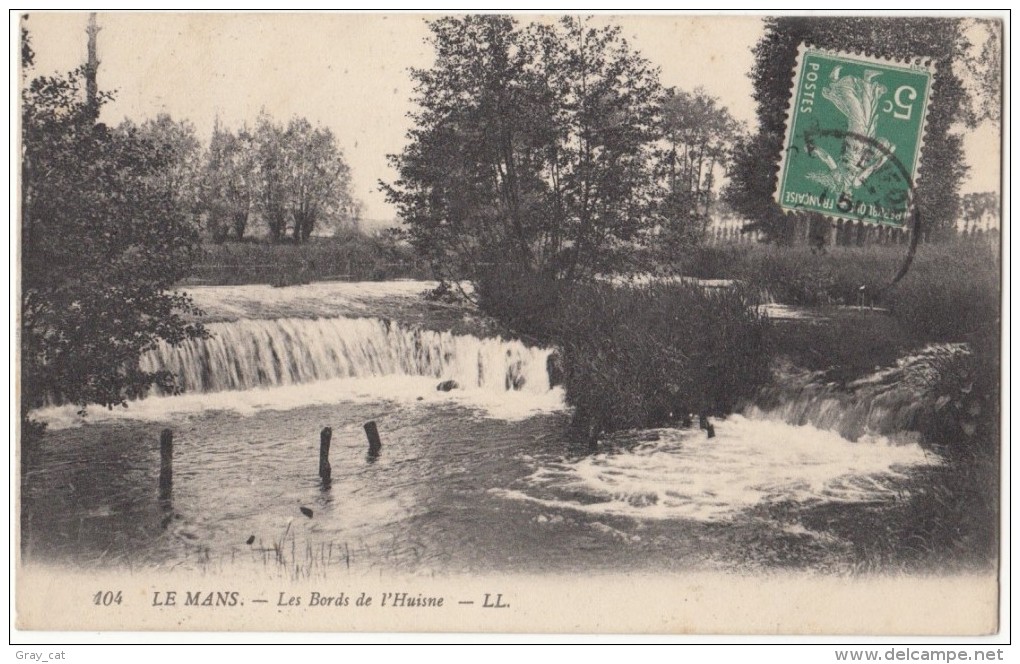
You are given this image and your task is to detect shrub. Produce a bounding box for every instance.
[477,269,774,444]
[474,265,563,343]
[558,281,772,442]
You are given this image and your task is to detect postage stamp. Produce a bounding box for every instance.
[776,45,934,227]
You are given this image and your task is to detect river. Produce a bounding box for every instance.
[23,280,949,578]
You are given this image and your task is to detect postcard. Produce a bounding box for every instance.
[14,12,1003,635]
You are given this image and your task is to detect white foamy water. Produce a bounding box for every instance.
[748,343,968,441]
[34,314,564,429]
[140,316,549,395]
[34,376,567,429]
[495,415,937,522]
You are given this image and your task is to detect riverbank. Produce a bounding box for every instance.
[182,231,430,287]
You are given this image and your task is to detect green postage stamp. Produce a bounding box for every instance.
[776,45,934,227]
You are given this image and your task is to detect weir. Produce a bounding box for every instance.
[139,316,553,397]
[746,343,968,442]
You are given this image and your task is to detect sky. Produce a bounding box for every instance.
[22,12,1000,227]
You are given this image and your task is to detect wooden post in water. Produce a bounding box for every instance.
[158,429,173,500]
[319,427,332,481]
[698,413,716,439]
[364,421,382,457]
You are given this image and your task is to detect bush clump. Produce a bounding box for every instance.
[476,267,773,445]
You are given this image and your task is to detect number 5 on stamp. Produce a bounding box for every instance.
[775,45,934,227]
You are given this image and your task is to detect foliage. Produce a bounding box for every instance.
[384,15,664,282]
[282,117,354,242]
[957,18,1003,127]
[885,244,1000,343]
[654,88,743,258]
[723,132,792,243]
[726,17,982,243]
[21,63,206,413]
[252,113,289,242]
[204,121,258,241]
[959,191,999,232]
[185,231,430,286]
[119,113,204,220]
[202,113,357,244]
[886,327,1000,569]
[476,268,773,444]
[556,281,772,443]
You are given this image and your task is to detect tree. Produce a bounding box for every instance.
[384,15,664,283]
[960,191,998,234]
[654,87,742,258]
[958,18,1002,128]
[251,113,354,242]
[122,113,204,221]
[205,121,258,241]
[726,17,983,243]
[283,117,353,242]
[21,48,205,416]
[253,112,289,242]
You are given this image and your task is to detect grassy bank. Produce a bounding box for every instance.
[183,229,431,286]
[674,242,1000,342]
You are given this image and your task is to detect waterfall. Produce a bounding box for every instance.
[139,316,553,396]
[745,343,969,442]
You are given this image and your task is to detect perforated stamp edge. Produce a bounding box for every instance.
[774,43,937,228]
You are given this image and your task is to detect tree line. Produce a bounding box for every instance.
[384,16,743,284]
[126,112,360,244]
[388,16,998,277]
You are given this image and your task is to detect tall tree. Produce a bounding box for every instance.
[21,50,205,415]
[253,112,289,242]
[534,16,664,279]
[251,113,354,242]
[205,121,258,241]
[726,17,982,243]
[283,117,353,242]
[121,113,204,221]
[655,87,742,256]
[384,15,664,282]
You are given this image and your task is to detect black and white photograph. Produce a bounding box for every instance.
[12,11,1005,637]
